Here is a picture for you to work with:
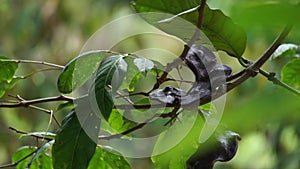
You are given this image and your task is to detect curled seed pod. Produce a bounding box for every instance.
[187,131,241,169]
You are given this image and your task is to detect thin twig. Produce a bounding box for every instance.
[15,67,62,80]
[6,95,61,127]
[99,113,161,140]
[226,25,292,93]
[0,95,74,108]
[187,0,207,46]
[0,59,64,69]
[0,149,37,168]
[99,107,179,140]
[46,110,54,133]
[226,70,246,82]
[9,127,52,141]
[259,69,300,96]
[251,25,292,71]
[26,105,61,127]
[165,78,194,84]
[115,91,134,105]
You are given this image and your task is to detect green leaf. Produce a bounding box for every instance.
[152,111,203,169]
[88,147,131,169]
[0,77,20,98]
[131,0,247,58]
[0,56,19,98]
[52,111,99,169]
[128,72,141,92]
[0,56,18,81]
[12,146,36,168]
[105,109,136,134]
[108,109,124,132]
[12,146,52,169]
[56,102,76,112]
[57,50,107,94]
[281,58,300,89]
[122,57,164,93]
[94,55,127,120]
[133,57,154,74]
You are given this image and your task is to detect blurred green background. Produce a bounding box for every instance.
[0,0,299,168]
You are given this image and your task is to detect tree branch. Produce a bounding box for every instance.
[258,69,300,96]
[0,59,64,69]
[0,95,73,108]
[0,149,37,168]
[6,95,61,127]
[187,0,206,47]
[9,127,53,141]
[226,25,292,92]
[99,107,179,140]
[251,25,292,71]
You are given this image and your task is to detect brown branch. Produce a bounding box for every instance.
[226,69,246,82]
[6,95,62,127]
[0,149,37,168]
[0,59,64,69]
[187,0,207,47]
[115,102,169,110]
[226,25,292,93]
[8,127,53,141]
[0,95,73,108]
[259,69,300,96]
[99,107,179,140]
[99,113,160,140]
[251,25,292,71]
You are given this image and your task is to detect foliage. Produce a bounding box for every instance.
[0,0,299,169]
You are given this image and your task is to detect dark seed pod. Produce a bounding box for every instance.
[187,131,241,169]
